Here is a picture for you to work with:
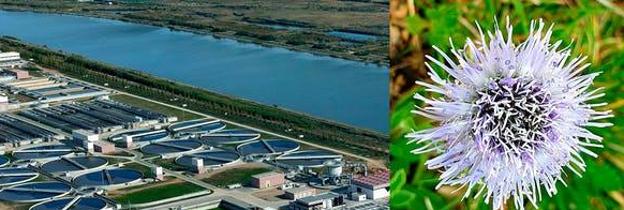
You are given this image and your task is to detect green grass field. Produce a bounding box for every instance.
[113,182,206,205]
[390,1,624,210]
[202,167,273,188]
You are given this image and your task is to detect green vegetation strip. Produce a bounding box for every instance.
[203,167,272,188]
[114,182,206,204]
[0,37,388,160]
[151,158,187,171]
[104,157,126,165]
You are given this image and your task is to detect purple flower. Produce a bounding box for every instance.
[408,18,613,210]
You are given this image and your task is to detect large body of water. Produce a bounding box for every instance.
[0,10,388,133]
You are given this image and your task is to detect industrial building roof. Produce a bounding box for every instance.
[296,192,340,205]
[109,129,169,142]
[200,129,260,145]
[352,170,389,190]
[275,150,342,168]
[168,119,224,133]
[19,100,168,133]
[285,187,315,194]
[0,114,58,144]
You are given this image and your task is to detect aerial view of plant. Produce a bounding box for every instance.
[390,1,623,209]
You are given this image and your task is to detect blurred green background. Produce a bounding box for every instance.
[389,0,624,209]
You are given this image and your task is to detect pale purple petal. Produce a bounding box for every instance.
[407,18,612,210]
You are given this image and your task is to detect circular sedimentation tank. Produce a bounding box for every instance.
[30,196,109,210]
[201,129,261,145]
[140,139,203,155]
[73,168,142,188]
[237,139,300,156]
[41,156,108,174]
[13,145,75,161]
[176,150,240,168]
[0,181,72,203]
[0,155,10,167]
[168,119,226,136]
[0,167,39,187]
[109,129,169,143]
[275,150,343,168]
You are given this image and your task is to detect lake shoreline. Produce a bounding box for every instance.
[0,7,388,67]
[0,9,389,132]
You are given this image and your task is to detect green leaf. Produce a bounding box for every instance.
[406,15,427,35]
[391,190,417,209]
[424,4,463,49]
[510,0,529,33]
[484,0,496,18]
[586,159,623,191]
[390,89,417,134]
[391,169,407,196]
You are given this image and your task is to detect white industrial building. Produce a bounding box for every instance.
[0,52,24,68]
[0,92,11,112]
[153,166,164,181]
[290,192,345,210]
[73,129,100,142]
[0,52,20,63]
[284,187,316,200]
[0,93,7,104]
[351,170,389,200]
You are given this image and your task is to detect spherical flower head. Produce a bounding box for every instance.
[408,18,613,210]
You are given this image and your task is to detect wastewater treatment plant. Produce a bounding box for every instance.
[0,52,389,210]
